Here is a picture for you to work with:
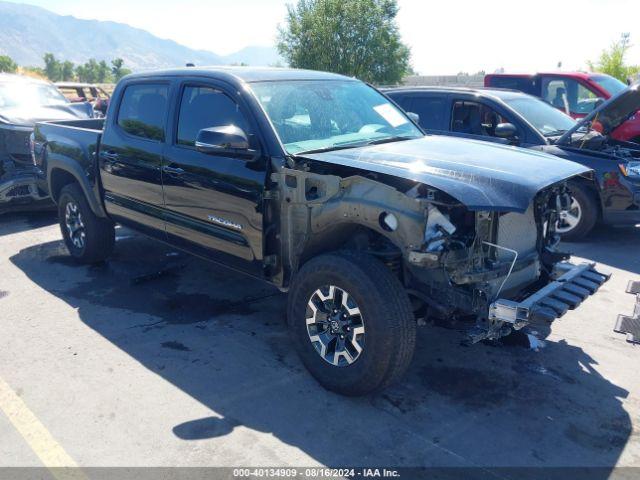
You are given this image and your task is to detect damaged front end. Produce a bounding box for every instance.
[0,126,51,214]
[270,156,608,344]
[404,181,609,343]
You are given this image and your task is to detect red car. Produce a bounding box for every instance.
[485,72,640,143]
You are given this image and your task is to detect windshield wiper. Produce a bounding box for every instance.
[295,144,363,155]
[364,135,416,145]
[543,129,567,137]
[294,135,417,156]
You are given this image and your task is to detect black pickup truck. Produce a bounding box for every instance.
[34,67,608,395]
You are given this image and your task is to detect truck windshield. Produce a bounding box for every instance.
[590,74,627,96]
[0,82,69,109]
[250,80,423,154]
[504,96,576,136]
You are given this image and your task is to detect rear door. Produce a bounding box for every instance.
[161,80,268,276]
[99,81,170,237]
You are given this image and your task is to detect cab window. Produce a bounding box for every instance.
[451,100,509,137]
[409,96,446,130]
[117,83,169,141]
[541,77,600,115]
[176,86,250,148]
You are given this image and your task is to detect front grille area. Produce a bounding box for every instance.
[496,204,538,260]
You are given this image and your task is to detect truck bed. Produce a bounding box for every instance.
[40,118,105,132]
[34,118,107,205]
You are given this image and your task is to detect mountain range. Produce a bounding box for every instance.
[0,1,283,70]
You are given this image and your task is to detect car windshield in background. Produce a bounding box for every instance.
[590,74,627,96]
[250,80,423,154]
[0,82,69,109]
[504,96,576,136]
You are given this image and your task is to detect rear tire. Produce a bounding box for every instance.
[287,251,416,396]
[558,182,598,242]
[58,183,115,264]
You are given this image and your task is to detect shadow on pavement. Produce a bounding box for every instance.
[9,231,633,474]
[0,211,57,237]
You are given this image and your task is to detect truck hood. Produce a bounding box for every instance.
[0,103,90,127]
[557,82,640,144]
[303,136,590,213]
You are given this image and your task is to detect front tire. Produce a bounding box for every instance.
[58,183,115,264]
[557,182,598,242]
[287,251,416,396]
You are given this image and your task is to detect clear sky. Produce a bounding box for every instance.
[6,0,640,74]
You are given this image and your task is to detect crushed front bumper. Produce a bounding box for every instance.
[0,171,52,215]
[488,262,610,328]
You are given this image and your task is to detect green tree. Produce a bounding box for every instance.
[111,58,131,81]
[76,59,100,83]
[61,61,75,81]
[0,55,18,73]
[43,53,63,81]
[588,33,640,83]
[97,60,112,83]
[277,0,411,84]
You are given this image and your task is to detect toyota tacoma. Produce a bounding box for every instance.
[33,67,608,395]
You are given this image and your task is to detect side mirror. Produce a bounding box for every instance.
[594,97,605,108]
[406,111,420,124]
[195,125,249,154]
[494,122,518,139]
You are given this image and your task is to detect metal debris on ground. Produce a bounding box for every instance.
[614,280,640,345]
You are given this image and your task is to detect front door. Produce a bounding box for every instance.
[540,76,604,119]
[161,82,267,276]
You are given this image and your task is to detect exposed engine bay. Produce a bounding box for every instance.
[270,156,608,344]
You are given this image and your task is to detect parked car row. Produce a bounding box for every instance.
[384,82,640,239]
[484,72,640,143]
[56,82,111,116]
[0,74,95,214]
[30,67,610,395]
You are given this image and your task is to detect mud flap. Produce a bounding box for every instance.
[614,280,640,345]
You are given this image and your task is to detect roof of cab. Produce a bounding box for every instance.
[383,85,530,101]
[123,66,354,83]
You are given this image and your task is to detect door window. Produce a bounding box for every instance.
[117,84,169,141]
[176,86,250,148]
[409,97,446,130]
[541,77,600,115]
[451,101,510,137]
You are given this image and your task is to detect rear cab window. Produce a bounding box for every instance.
[488,76,535,94]
[117,83,169,141]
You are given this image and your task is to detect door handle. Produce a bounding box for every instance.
[162,165,185,175]
[101,151,119,162]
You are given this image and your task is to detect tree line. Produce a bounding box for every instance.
[0,53,131,83]
[1,0,639,86]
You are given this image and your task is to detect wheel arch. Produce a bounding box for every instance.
[47,159,107,218]
[568,176,602,220]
